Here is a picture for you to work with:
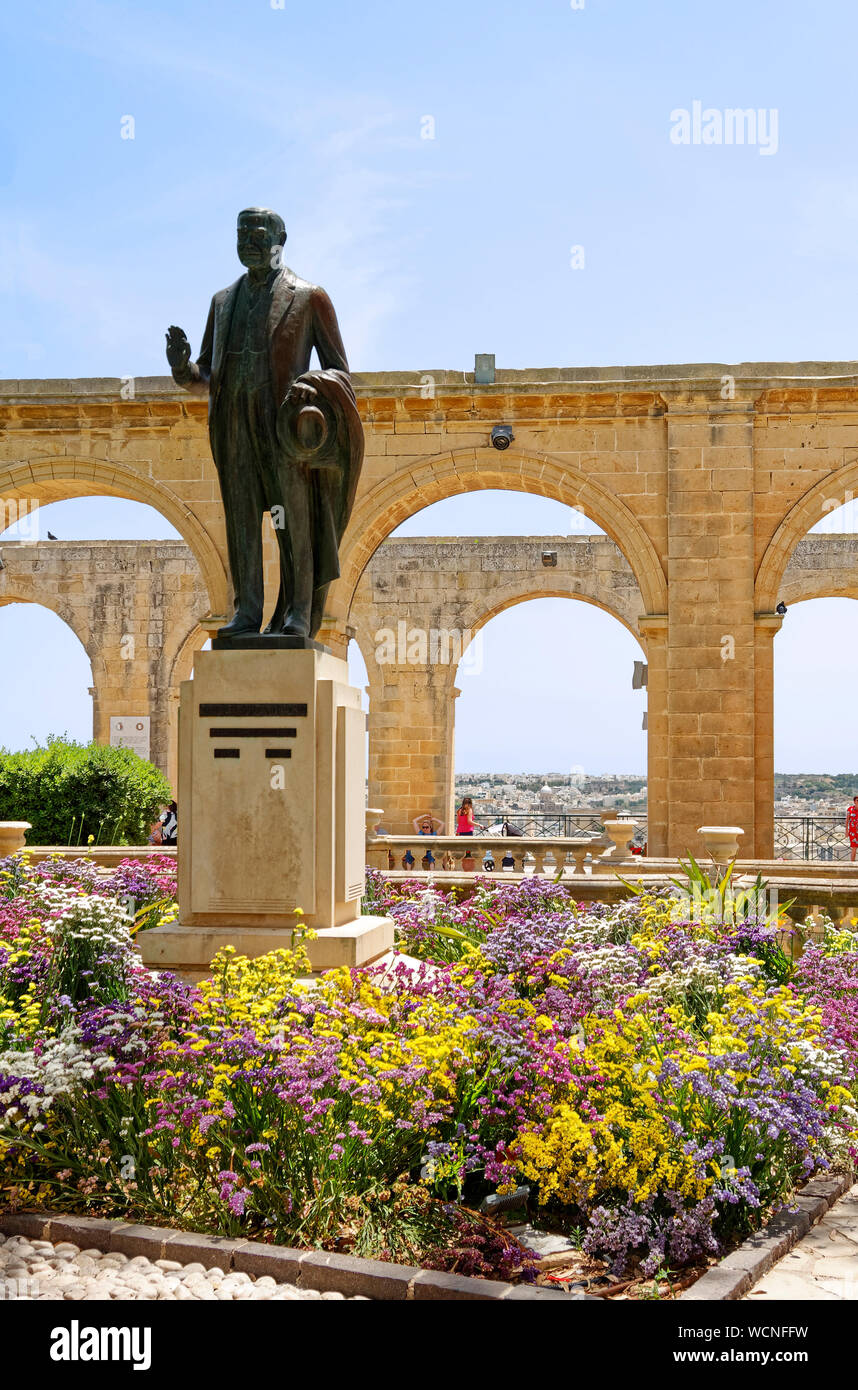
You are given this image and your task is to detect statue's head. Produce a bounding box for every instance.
[236,208,286,271]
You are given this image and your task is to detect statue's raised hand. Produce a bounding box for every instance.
[165,325,191,374]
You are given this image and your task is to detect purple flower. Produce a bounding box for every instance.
[228,1188,249,1216]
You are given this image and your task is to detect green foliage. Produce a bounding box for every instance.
[0,737,171,846]
[668,852,738,897]
[775,772,858,800]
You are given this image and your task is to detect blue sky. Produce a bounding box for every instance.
[1,0,858,775]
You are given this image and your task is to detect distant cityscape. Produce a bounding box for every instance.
[453,773,647,831]
[452,772,858,830]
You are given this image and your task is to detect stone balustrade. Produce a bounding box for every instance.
[366,831,637,878]
[12,845,177,868]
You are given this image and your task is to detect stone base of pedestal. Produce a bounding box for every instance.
[138,914,395,982]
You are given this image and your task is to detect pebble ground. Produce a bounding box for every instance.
[0,1233,369,1300]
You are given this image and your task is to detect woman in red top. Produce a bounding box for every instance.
[847,796,858,862]
[456,797,475,835]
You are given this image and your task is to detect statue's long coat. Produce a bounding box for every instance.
[179,265,362,589]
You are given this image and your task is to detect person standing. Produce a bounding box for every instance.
[159,801,178,846]
[413,813,444,835]
[456,797,475,835]
[847,795,858,863]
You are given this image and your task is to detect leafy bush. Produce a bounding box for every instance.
[0,737,171,845]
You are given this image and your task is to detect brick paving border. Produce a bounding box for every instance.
[8,1178,852,1303]
[0,1211,576,1301]
[680,1171,853,1302]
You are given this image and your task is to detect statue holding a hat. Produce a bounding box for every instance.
[166,207,363,641]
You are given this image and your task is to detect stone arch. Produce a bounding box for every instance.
[352,580,645,702]
[444,587,648,756]
[167,620,210,690]
[358,585,648,834]
[334,448,668,628]
[0,582,95,660]
[163,621,210,791]
[0,589,96,745]
[756,463,858,612]
[0,456,228,618]
[779,536,858,607]
[780,578,858,606]
[457,580,645,647]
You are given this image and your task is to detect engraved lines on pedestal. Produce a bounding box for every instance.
[200,701,308,760]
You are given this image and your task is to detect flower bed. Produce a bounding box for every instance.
[1,858,857,1287]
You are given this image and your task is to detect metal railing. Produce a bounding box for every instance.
[773,816,855,861]
[466,812,854,861]
[473,811,646,843]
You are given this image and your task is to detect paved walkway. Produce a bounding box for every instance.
[0,1233,368,1300]
[747,1183,858,1301]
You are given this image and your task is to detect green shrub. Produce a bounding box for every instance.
[0,736,172,845]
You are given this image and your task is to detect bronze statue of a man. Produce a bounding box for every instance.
[166,207,362,640]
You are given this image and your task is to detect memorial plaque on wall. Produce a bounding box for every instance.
[109,717,151,760]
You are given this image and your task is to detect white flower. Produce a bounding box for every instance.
[0,1024,115,1123]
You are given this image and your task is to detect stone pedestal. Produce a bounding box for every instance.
[139,646,393,978]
